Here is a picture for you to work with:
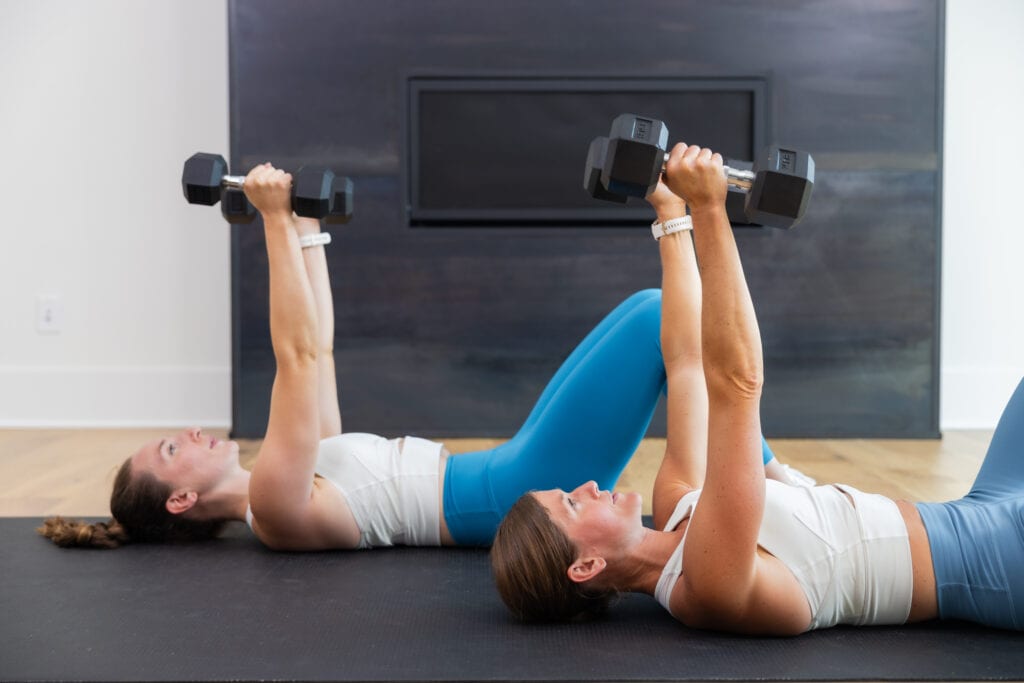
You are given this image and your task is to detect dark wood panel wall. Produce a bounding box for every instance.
[229,0,943,438]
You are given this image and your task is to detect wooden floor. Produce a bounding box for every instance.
[0,428,994,517]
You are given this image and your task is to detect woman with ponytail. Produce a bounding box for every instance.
[41,161,809,553]
[39,436,232,548]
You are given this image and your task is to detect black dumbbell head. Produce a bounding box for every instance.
[583,137,628,204]
[292,166,334,220]
[220,187,257,224]
[323,176,354,225]
[183,153,228,205]
[745,147,815,229]
[602,114,669,198]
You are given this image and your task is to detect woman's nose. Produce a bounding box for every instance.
[187,427,202,441]
[576,481,599,498]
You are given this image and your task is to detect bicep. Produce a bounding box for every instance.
[250,359,321,526]
[682,395,765,605]
[675,555,811,635]
[317,353,342,439]
[653,365,708,526]
[253,481,362,551]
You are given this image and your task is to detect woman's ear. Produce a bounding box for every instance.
[567,556,607,584]
[166,490,198,516]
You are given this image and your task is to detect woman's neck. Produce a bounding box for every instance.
[196,468,253,522]
[613,525,688,596]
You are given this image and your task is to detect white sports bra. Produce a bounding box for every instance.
[246,433,443,548]
[654,480,914,631]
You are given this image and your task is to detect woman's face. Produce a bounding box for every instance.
[131,427,240,498]
[533,480,644,555]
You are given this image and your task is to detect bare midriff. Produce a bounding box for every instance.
[896,499,939,622]
[437,446,456,545]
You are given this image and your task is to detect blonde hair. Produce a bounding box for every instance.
[491,493,614,621]
[38,457,226,548]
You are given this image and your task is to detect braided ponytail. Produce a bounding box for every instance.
[37,517,130,549]
[38,456,226,549]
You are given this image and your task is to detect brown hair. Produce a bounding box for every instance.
[38,457,226,549]
[491,493,614,621]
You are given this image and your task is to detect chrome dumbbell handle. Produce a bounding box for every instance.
[658,152,755,192]
[724,167,755,191]
[222,175,247,189]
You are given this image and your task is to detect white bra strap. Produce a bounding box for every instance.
[244,504,254,530]
[663,489,700,531]
[654,536,687,611]
[654,489,701,613]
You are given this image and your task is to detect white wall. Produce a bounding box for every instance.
[941,0,1024,427]
[0,0,1020,429]
[0,1,231,426]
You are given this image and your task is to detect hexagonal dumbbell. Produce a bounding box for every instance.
[182,153,353,225]
[583,137,629,204]
[583,114,814,229]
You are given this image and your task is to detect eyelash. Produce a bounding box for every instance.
[568,498,577,509]
[168,443,176,456]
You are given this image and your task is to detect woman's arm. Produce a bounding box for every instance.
[243,164,324,536]
[294,216,342,438]
[646,181,709,529]
[663,144,766,624]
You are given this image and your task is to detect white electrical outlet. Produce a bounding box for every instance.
[36,294,62,334]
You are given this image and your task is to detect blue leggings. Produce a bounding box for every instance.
[917,377,1024,630]
[442,289,777,546]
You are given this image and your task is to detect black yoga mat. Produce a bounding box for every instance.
[2,517,1022,682]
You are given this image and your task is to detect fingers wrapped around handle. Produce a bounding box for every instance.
[663,143,727,211]
[243,163,294,217]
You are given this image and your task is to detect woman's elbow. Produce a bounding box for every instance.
[706,365,763,401]
[273,340,320,368]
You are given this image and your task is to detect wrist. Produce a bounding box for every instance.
[688,203,728,223]
[651,215,692,241]
[655,207,687,224]
[260,209,294,226]
[293,215,323,236]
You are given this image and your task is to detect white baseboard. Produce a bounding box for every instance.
[0,365,231,428]
[2,364,1019,432]
[941,367,1024,430]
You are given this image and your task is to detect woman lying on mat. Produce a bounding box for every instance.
[40,162,811,552]
[491,144,1024,633]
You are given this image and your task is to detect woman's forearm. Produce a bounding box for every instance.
[295,217,343,436]
[658,229,702,368]
[264,212,320,363]
[647,184,701,368]
[690,204,763,395]
[297,227,336,351]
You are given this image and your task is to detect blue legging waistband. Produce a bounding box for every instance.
[916,376,1024,630]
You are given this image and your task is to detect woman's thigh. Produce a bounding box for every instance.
[968,377,1024,503]
[443,294,666,544]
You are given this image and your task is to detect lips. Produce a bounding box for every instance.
[210,437,217,448]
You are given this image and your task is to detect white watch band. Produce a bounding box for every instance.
[651,215,693,241]
[299,232,332,249]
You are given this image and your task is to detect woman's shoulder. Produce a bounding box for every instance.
[667,551,812,635]
[248,479,363,551]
